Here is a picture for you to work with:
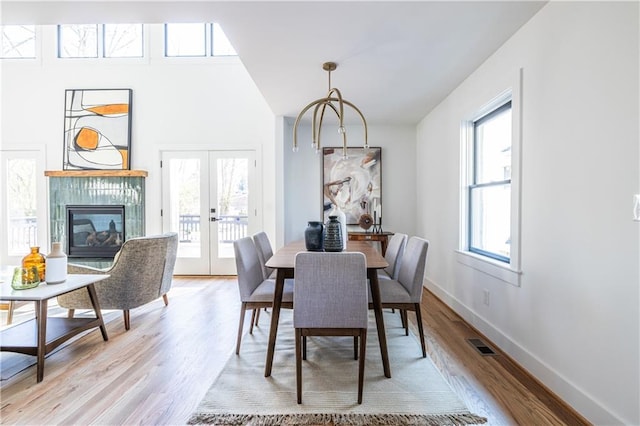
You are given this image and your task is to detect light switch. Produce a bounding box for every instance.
[634,194,640,221]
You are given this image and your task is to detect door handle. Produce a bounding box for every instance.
[210,217,219,222]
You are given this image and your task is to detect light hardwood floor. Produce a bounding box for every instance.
[0,276,588,425]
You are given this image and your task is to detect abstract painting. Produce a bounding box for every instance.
[63,89,132,170]
[322,147,382,225]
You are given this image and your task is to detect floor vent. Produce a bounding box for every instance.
[467,338,497,356]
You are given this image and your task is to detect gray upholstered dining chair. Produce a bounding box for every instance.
[233,236,294,355]
[251,231,276,326]
[378,232,407,280]
[294,251,368,404]
[372,236,429,358]
[252,231,276,280]
[57,232,179,331]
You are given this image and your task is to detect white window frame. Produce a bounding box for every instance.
[164,23,237,58]
[0,25,40,61]
[457,69,523,287]
[57,24,146,60]
[0,147,49,266]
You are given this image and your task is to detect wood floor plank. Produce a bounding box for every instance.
[0,277,588,425]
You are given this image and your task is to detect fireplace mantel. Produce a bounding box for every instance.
[45,170,147,177]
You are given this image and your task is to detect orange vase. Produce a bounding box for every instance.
[22,246,46,282]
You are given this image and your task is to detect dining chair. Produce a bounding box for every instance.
[378,232,408,280]
[233,236,293,355]
[293,251,368,404]
[372,236,429,358]
[252,231,276,280]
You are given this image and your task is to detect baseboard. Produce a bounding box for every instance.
[423,278,625,426]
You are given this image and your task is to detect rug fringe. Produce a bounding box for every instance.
[187,412,487,425]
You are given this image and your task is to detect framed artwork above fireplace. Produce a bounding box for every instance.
[63,88,133,170]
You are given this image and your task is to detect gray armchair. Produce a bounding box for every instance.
[57,232,179,331]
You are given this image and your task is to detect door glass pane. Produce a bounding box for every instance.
[169,158,201,258]
[216,158,248,258]
[6,159,38,255]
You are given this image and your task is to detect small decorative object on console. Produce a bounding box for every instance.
[358,213,374,231]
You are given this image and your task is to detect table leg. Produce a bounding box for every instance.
[35,299,48,383]
[368,269,391,378]
[86,283,108,341]
[264,268,285,377]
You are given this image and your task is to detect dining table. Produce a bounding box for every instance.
[264,240,392,378]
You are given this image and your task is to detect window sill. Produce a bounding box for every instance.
[455,250,522,287]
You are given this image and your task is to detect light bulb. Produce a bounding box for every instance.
[337,126,346,134]
[292,145,299,153]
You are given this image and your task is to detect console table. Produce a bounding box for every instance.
[348,231,394,256]
[0,272,109,382]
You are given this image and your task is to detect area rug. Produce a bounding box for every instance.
[189,310,486,425]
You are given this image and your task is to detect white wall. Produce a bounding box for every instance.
[280,119,416,246]
[417,2,639,424]
[0,24,276,239]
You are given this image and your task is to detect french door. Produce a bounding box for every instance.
[161,150,257,275]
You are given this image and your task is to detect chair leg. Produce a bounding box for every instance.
[67,308,75,319]
[249,309,257,334]
[302,336,307,360]
[255,307,261,325]
[353,336,358,360]
[403,310,409,336]
[358,329,367,404]
[295,329,303,404]
[162,294,169,306]
[414,303,427,358]
[399,308,407,329]
[123,310,130,330]
[235,303,247,355]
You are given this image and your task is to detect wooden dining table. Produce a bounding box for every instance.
[264,240,392,378]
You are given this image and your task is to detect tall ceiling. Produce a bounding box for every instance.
[1,1,547,125]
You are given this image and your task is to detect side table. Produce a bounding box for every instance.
[348,231,394,256]
[0,272,110,382]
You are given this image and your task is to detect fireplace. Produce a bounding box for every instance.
[66,205,126,258]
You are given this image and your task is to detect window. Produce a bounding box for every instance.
[458,77,522,287]
[165,23,236,57]
[58,24,143,58]
[1,25,36,58]
[469,101,512,262]
[0,149,48,265]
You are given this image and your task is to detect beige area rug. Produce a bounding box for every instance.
[189,310,486,426]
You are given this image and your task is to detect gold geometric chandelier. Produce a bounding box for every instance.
[292,62,368,158]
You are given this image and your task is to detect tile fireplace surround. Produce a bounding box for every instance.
[45,170,147,266]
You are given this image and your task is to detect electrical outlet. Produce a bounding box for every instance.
[483,289,490,306]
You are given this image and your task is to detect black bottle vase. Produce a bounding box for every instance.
[305,221,324,251]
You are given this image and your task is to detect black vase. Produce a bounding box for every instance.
[324,216,343,252]
[305,221,324,251]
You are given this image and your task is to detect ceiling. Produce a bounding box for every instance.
[1,1,547,125]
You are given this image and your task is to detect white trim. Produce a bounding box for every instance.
[459,68,523,280]
[455,249,522,286]
[425,278,624,425]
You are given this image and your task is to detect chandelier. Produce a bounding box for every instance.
[292,62,368,158]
